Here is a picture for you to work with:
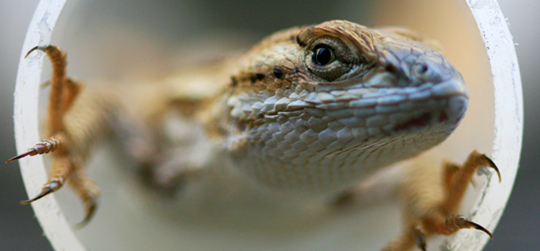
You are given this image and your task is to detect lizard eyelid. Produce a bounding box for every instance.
[296,35,307,47]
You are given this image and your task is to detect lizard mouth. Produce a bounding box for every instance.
[393,95,468,132]
[394,113,433,131]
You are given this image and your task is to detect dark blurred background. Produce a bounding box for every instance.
[0,1,537,250]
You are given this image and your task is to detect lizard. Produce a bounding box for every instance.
[8,20,500,250]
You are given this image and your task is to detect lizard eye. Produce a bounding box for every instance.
[303,36,356,82]
[313,46,335,66]
[306,42,351,82]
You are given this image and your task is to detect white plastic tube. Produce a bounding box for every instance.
[449,1,523,250]
[14,0,85,250]
[14,0,522,250]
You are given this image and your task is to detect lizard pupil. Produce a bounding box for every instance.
[313,47,334,66]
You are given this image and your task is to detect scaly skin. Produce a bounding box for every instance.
[215,20,469,192]
[9,20,499,250]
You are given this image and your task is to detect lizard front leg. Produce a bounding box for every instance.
[8,45,212,224]
[382,151,501,251]
[7,46,113,226]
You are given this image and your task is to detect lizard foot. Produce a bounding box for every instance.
[383,150,500,251]
[6,45,100,226]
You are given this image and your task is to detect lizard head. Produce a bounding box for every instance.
[223,20,468,192]
[295,20,468,128]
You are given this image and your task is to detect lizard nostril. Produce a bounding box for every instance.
[413,63,430,78]
[418,64,428,74]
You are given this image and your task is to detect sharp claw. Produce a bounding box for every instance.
[416,235,426,251]
[456,216,493,239]
[482,154,501,183]
[414,226,427,251]
[465,219,493,239]
[75,196,98,229]
[40,80,51,89]
[6,138,62,163]
[20,178,62,204]
[21,187,54,204]
[24,45,53,58]
[25,45,41,58]
[6,149,36,163]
